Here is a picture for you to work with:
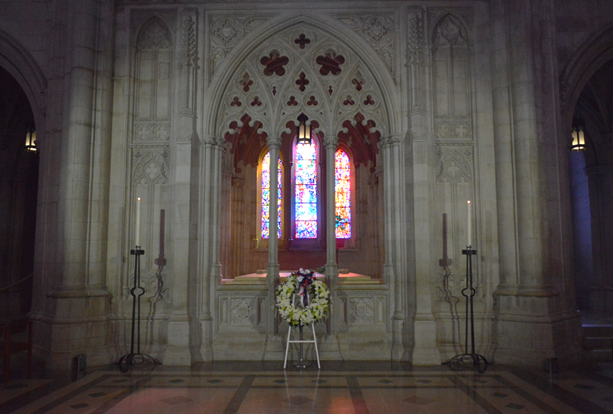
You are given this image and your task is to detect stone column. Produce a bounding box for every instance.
[586,165,613,313]
[323,136,339,329]
[165,9,200,365]
[266,138,281,335]
[409,138,441,365]
[196,135,220,361]
[210,137,224,284]
[492,0,581,365]
[53,2,95,291]
[381,135,412,361]
[39,0,112,370]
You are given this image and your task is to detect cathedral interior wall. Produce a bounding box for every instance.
[1,0,610,369]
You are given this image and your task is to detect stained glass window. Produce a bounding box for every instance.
[295,141,317,238]
[261,152,282,239]
[335,149,351,238]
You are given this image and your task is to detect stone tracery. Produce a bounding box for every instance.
[217,24,389,148]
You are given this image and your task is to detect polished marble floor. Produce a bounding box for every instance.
[1,359,613,413]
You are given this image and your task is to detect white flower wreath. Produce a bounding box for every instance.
[275,269,330,326]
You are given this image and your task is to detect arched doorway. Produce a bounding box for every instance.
[0,65,39,319]
[561,25,613,320]
[568,60,613,315]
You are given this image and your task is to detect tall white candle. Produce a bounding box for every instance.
[467,200,472,247]
[136,197,141,247]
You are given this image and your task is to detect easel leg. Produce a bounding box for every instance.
[284,325,292,369]
[311,323,320,369]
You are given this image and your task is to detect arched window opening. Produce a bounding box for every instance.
[294,140,318,239]
[261,151,282,239]
[335,149,351,239]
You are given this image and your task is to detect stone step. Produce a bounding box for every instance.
[582,324,613,361]
[583,325,613,337]
[585,349,613,362]
[583,336,613,350]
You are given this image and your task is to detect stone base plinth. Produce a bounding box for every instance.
[33,289,112,370]
[494,294,582,367]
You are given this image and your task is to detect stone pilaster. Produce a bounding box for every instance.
[265,138,281,336]
[323,136,339,331]
[35,0,113,370]
[492,0,581,366]
[409,136,441,365]
[164,8,200,366]
[194,135,223,362]
[586,165,613,313]
[380,134,414,362]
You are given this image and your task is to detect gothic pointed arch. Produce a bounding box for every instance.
[0,29,46,135]
[560,23,613,133]
[136,17,173,50]
[431,13,473,130]
[205,14,400,143]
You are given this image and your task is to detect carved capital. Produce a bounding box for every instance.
[266,137,282,151]
[202,134,224,148]
[379,134,402,150]
[323,136,339,150]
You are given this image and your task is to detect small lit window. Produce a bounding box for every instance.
[261,151,282,239]
[335,149,351,238]
[294,141,318,239]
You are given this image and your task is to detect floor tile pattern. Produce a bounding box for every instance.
[1,363,613,413]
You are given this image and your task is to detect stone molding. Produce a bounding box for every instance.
[336,14,395,76]
[210,15,268,75]
[132,145,171,185]
[0,29,47,122]
[435,143,473,183]
[407,10,424,67]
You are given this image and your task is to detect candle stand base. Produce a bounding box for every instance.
[448,353,488,373]
[447,247,488,373]
[117,247,161,373]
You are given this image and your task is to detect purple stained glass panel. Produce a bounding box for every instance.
[295,141,317,238]
[335,149,351,238]
[261,152,282,239]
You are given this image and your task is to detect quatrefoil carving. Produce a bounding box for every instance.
[316,50,345,76]
[260,50,289,76]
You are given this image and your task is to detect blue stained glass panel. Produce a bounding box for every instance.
[295,141,317,238]
[295,203,317,221]
[296,220,317,239]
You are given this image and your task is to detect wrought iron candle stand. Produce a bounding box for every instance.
[448,246,488,373]
[118,247,160,372]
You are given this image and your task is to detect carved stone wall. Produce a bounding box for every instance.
[216,22,389,141]
[336,14,396,80]
[125,14,174,311]
[209,15,270,77]
[0,0,591,369]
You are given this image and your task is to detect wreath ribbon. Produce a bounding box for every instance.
[297,269,314,307]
